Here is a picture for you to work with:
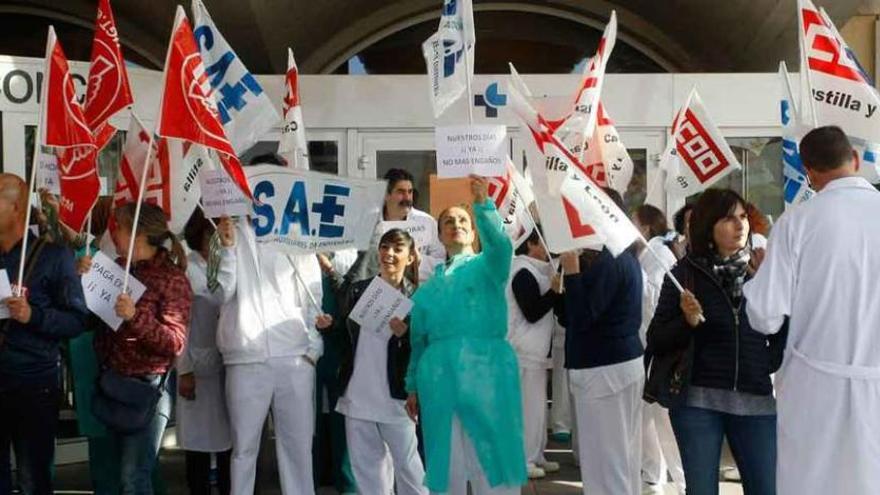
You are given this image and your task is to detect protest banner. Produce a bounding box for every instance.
[349,276,414,337]
[435,124,507,178]
[246,165,385,254]
[81,251,146,330]
[200,168,249,217]
[36,151,60,195]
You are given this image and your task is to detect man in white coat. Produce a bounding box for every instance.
[743,126,880,495]
[215,213,324,495]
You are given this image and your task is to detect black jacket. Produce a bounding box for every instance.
[561,248,644,369]
[646,255,787,396]
[338,276,415,400]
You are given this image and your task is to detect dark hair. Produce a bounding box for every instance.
[114,202,187,270]
[673,204,694,236]
[249,153,286,167]
[383,168,415,194]
[515,225,543,256]
[799,126,854,173]
[183,207,216,253]
[688,189,748,258]
[634,204,669,239]
[378,228,419,287]
[89,197,113,237]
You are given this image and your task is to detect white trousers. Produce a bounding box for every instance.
[641,402,685,493]
[433,416,521,495]
[226,357,315,495]
[345,417,428,495]
[571,373,644,495]
[549,327,572,434]
[520,367,548,466]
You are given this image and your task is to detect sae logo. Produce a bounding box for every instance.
[475,82,507,118]
[252,181,351,239]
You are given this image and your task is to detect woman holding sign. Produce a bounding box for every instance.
[318,228,427,495]
[91,202,192,495]
[405,176,526,495]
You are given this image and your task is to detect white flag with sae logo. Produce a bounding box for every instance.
[192,0,279,154]
[422,0,475,118]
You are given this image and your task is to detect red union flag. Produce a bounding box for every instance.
[114,114,160,208]
[157,6,252,199]
[661,88,740,198]
[798,0,880,181]
[55,147,100,232]
[41,27,95,149]
[84,0,132,130]
[278,48,309,169]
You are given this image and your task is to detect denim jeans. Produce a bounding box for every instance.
[104,375,172,495]
[0,382,60,495]
[669,406,776,495]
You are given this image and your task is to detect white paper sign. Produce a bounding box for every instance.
[36,153,60,195]
[435,125,507,178]
[0,269,12,320]
[200,169,250,218]
[349,277,413,337]
[81,251,147,331]
[380,220,434,255]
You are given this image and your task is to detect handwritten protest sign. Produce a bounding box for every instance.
[435,125,507,178]
[380,219,434,255]
[36,152,60,195]
[81,251,146,331]
[0,270,11,320]
[349,277,413,337]
[200,168,250,217]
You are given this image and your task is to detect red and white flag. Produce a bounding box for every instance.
[278,48,310,170]
[84,0,132,135]
[156,6,251,199]
[41,27,99,232]
[114,114,162,209]
[554,11,617,161]
[798,0,880,181]
[596,104,634,195]
[659,88,741,198]
[487,160,535,247]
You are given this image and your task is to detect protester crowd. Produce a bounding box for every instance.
[1,125,879,495]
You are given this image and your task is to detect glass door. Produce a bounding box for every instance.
[357,132,441,214]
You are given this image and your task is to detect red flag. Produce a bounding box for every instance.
[41,28,95,149]
[84,0,133,131]
[156,6,252,199]
[40,27,99,232]
[93,121,117,151]
[55,147,100,231]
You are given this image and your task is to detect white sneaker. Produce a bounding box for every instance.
[721,467,741,482]
[538,461,560,473]
[527,464,546,479]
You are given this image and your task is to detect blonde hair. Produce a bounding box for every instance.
[114,202,187,270]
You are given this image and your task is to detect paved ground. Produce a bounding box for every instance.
[45,434,745,494]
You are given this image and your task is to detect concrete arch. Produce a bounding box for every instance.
[302,1,697,74]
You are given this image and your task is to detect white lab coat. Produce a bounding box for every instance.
[743,176,880,495]
[176,252,231,452]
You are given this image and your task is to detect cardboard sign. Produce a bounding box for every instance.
[0,269,11,320]
[199,169,250,217]
[349,277,413,337]
[435,125,507,178]
[36,152,60,195]
[380,219,434,255]
[81,251,146,331]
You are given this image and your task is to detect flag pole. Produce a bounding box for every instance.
[16,136,42,296]
[642,240,705,323]
[121,133,155,293]
[288,255,322,315]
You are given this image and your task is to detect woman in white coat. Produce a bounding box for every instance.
[177,210,232,495]
[632,205,685,495]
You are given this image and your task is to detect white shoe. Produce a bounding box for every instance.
[721,467,741,482]
[527,464,546,479]
[538,461,560,473]
[641,482,664,495]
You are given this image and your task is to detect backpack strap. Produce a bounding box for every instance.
[0,236,49,351]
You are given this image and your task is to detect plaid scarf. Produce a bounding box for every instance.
[709,248,750,304]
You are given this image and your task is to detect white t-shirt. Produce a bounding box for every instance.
[335,326,410,424]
